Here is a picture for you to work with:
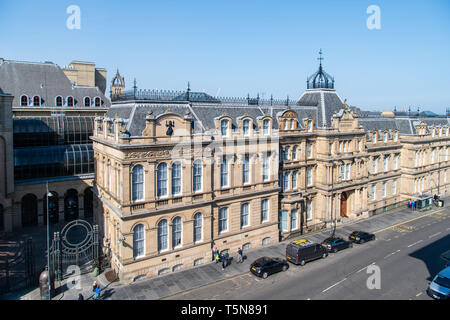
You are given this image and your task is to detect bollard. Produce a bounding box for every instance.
[39,267,55,300]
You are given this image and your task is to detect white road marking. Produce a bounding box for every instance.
[356,262,376,273]
[322,278,347,293]
[407,240,423,248]
[384,250,400,259]
[429,232,442,238]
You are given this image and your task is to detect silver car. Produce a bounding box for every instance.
[427,266,450,300]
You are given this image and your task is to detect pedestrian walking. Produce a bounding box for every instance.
[222,251,230,270]
[412,200,416,211]
[237,248,243,263]
[93,286,101,300]
[225,252,230,267]
[78,293,84,300]
[214,248,219,263]
[92,281,98,292]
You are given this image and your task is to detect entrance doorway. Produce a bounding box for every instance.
[340,192,348,218]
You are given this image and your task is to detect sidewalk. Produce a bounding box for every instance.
[14,198,449,300]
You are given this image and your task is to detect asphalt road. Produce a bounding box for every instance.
[166,208,450,300]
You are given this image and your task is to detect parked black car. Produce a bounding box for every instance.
[286,242,328,266]
[250,257,289,279]
[321,237,353,253]
[349,231,375,244]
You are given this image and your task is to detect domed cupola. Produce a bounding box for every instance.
[307,49,335,89]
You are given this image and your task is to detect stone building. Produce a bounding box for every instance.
[0,58,110,231]
[92,57,450,282]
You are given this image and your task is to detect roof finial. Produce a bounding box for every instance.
[318,48,324,67]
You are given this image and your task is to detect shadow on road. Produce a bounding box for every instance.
[409,234,450,281]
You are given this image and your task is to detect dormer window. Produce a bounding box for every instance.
[372,132,377,144]
[394,132,398,142]
[384,132,388,143]
[307,120,313,132]
[56,96,63,107]
[439,128,442,137]
[84,97,91,107]
[290,119,294,130]
[221,119,229,137]
[263,119,270,135]
[33,96,41,106]
[283,120,289,130]
[20,95,28,106]
[67,96,74,107]
[243,119,250,136]
[432,128,435,137]
[95,97,101,107]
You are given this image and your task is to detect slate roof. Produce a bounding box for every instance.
[0,59,110,108]
[296,88,344,128]
[359,116,449,136]
[105,89,449,138]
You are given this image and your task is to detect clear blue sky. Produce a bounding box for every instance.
[1,0,449,112]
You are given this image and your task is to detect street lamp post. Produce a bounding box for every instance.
[46,182,52,300]
[330,163,336,237]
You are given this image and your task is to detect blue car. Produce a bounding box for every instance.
[321,237,353,253]
[427,266,450,300]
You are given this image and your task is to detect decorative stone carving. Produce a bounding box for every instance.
[124,149,171,159]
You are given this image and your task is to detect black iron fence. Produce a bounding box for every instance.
[112,89,294,106]
[0,237,36,295]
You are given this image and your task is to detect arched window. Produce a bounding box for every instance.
[221,119,229,136]
[172,216,182,248]
[157,163,168,197]
[95,97,101,107]
[193,160,202,192]
[84,97,91,107]
[67,96,74,107]
[158,220,168,252]
[243,119,250,135]
[133,224,145,259]
[291,146,297,160]
[33,96,41,106]
[171,162,181,195]
[132,165,144,201]
[55,96,63,107]
[20,95,28,106]
[193,213,202,243]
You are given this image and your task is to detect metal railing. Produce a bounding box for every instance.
[112,89,295,106]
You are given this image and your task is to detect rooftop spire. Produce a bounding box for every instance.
[318,48,324,67]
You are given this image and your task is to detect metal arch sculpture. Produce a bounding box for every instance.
[50,220,99,281]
